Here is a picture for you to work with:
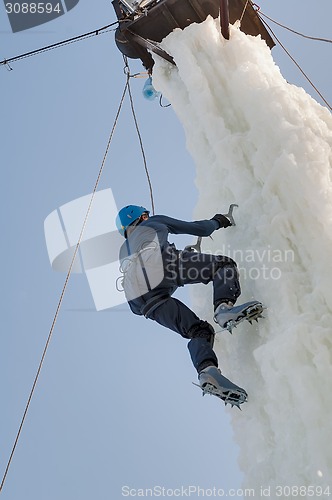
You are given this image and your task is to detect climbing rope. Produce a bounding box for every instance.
[239,0,250,24]
[258,11,332,44]
[258,13,331,111]
[0,55,158,491]
[124,57,156,215]
[0,22,119,67]
[0,77,130,494]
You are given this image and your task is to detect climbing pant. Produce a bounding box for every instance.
[127,250,241,372]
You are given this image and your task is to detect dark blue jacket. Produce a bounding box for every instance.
[120,215,218,260]
[119,215,219,316]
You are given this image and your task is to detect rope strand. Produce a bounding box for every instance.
[0,21,118,67]
[124,58,156,215]
[258,14,331,111]
[0,78,129,495]
[259,11,332,44]
[239,0,250,24]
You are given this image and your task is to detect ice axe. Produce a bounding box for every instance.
[184,204,238,253]
[224,203,238,226]
[184,236,203,253]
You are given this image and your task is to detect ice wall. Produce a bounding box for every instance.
[153,17,332,496]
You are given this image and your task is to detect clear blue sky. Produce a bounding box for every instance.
[0,1,331,498]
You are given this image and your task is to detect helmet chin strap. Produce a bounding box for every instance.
[125,214,146,237]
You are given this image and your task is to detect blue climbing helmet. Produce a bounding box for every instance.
[116,205,149,237]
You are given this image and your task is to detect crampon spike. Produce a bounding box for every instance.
[226,320,235,334]
[192,382,247,408]
[219,302,266,333]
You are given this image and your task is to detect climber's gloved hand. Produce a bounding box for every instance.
[211,213,232,228]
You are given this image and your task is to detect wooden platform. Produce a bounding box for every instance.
[113,0,275,70]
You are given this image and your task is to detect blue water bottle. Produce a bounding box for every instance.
[142,77,160,101]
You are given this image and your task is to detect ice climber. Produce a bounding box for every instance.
[116,205,263,408]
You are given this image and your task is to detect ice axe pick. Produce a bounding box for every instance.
[184,204,238,253]
[223,203,238,226]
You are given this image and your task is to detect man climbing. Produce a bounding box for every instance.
[116,205,263,408]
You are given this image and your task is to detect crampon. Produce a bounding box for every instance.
[194,366,248,409]
[216,301,265,334]
[193,382,248,409]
